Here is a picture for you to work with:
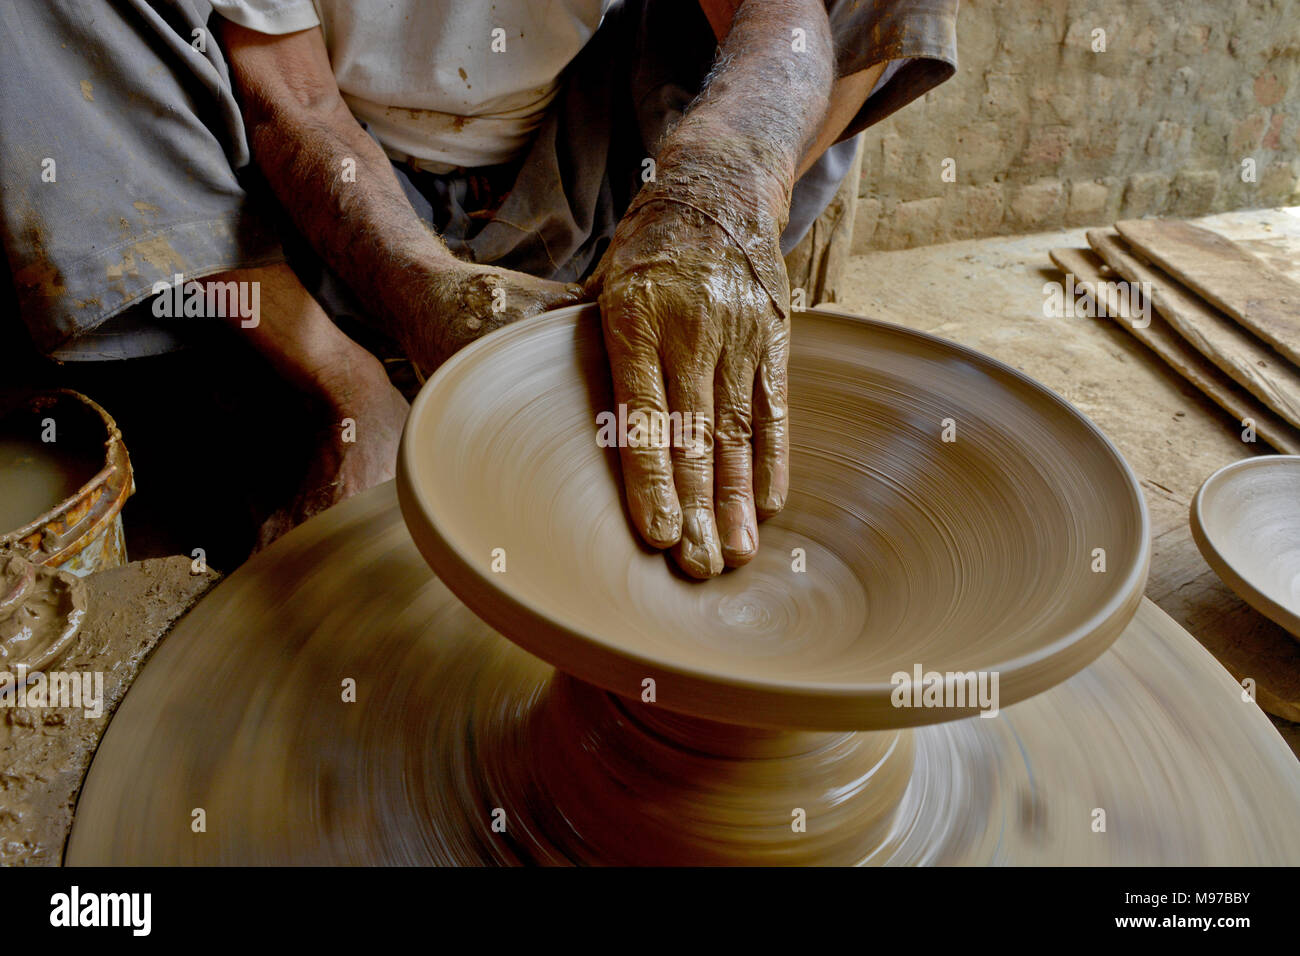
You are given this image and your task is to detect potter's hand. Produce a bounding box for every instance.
[404,260,584,372]
[589,183,790,579]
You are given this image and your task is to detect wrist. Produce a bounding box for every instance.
[387,246,464,323]
[655,128,795,222]
[623,158,792,320]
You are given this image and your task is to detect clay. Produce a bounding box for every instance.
[398,305,1149,730]
[66,483,1300,864]
[1191,456,1300,637]
[0,389,135,575]
[1087,229,1300,431]
[0,556,219,865]
[0,438,99,533]
[1048,247,1300,455]
[0,553,86,673]
[415,262,583,373]
[1116,219,1300,367]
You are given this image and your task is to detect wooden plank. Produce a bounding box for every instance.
[1088,228,1300,431]
[1048,247,1300,455]
[1116,218,1300,366]
[1238,237,1300,283]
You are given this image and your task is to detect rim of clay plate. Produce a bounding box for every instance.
[398,304,1151,729]
[1191,454,1300,638]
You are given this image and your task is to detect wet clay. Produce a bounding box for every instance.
[1192,456,1300,637]
[66,483,1300,864]
[0,437,100,534]
[0,389,134,575]
[398,305,1149,730]
[0,556,219,864]
[0,553,86,672]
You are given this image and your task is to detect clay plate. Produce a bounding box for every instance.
[398,305,1150,730]
[65,484,1300,865]
[1191,455,1300,637]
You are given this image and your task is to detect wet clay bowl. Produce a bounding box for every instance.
[398,305,1149,730]
[1191,455,1300,638]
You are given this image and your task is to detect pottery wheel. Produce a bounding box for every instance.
[67,482,1300,864]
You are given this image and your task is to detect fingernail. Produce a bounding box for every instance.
[674,507,723,578]
[719,501,755,558]
[757,461,789,517]
[645,504,682,547]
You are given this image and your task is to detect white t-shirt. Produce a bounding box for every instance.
[211,0,614,171]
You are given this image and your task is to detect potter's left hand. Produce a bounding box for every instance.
[587,176,791,579]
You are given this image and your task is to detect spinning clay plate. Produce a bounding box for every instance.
[70,307,1300,867]
[67,309,1300,866]
[67,483,1300,865]
[398,305,1150,729]
[1192,455,1300,638]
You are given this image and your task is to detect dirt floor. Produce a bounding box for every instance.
[833,206,1300,755]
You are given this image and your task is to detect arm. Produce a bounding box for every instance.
[699,0,883,177]
[665,0,834,228]
[592,0,834,578]
[217,22,580,370]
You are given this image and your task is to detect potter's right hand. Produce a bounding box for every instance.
[587,192,791,580]
[404,260,585,373]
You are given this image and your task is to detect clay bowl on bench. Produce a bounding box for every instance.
[1192,455,1300,638]
[398,304,1149,731]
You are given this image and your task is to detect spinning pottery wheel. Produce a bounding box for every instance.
[68,307,1300,865]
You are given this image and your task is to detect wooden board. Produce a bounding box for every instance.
[1089,229,1300,431]
[1117,218,1300,366]
[1048,247,1300,455]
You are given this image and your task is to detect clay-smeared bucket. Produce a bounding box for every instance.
[0,389,134,576]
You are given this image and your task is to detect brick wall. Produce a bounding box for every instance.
[852,0,1300,251]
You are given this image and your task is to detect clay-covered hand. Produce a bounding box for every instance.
[404,260,584,372]
[589,196,790,579]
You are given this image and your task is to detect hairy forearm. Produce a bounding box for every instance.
[238,91,454,342]
[661,0,833,217]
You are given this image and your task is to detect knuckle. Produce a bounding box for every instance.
[714,416,753,445]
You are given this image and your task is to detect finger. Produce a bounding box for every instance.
[550,280,586,305]
[599,301,681,549]
[752,316,790,519]
[714,347,760,568]
[515,278,583,316]
[665,363,722,579]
